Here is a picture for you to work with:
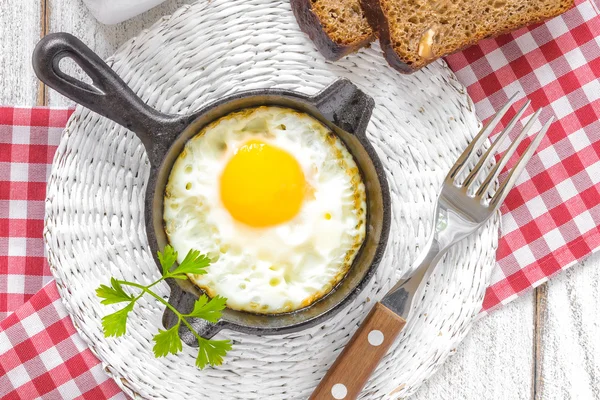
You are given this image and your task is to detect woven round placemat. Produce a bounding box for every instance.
[44,0,499,398]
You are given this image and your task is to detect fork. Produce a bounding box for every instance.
[310,95,554,400]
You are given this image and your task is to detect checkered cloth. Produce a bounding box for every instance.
[0,107,73,320]
[1,0,599,396]
[446,0,600,312]
[0,284,124,399]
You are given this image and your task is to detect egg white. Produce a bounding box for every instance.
[163,106,366,313]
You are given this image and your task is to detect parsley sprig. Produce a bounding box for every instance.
[96,245,232,369]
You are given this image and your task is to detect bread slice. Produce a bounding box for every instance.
[361,0,574,73]
[292,0,374,61]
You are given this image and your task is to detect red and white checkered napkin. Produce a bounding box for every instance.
[0,283,123,399]
[1,0,600,395]
[0,109,123,398]
[446,0,600,312]
[0,107,73,320]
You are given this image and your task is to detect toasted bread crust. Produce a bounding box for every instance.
[361,0,574,74]
[291,0,374,61]
[360,0,414,74]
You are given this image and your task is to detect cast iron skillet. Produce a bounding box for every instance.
[33,33,391,346]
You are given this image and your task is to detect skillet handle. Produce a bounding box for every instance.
[310,302,406,399]
[312,79,375,137]
[162,282,226,344]
[32,32,189,156]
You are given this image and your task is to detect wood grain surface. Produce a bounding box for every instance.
[0,0,42,105]
[535,253,600,400]
[1,1,599,398]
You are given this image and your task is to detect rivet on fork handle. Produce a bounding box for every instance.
[309,303,406,400]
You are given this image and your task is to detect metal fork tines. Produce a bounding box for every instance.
[381,94,554,319]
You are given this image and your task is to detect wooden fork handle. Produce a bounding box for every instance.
[310,302,406,400]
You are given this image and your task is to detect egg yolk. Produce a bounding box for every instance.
[220,140,306,227]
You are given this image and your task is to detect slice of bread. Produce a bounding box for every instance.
[361,0,574,73]
[292,0,374,61]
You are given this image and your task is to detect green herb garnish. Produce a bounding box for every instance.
[96,245,232,369]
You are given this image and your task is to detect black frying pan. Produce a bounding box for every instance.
[33,33,391,346]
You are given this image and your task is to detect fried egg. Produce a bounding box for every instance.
[163,106,366,313]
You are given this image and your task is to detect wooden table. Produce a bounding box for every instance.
[2,1,599,398]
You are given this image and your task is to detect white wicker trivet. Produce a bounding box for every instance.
[44,0,499,398]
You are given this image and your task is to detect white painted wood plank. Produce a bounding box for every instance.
[413,293,535,400]
[0,0,41,105]
[47,0,195,107]
[538,252,600,400]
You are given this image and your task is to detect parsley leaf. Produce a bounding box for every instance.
[102,302,134,337]
[196,338,233,369]
[153,324,183,358]
[96,277,135,305]
[167,249,210,279]
[157,245,177,276]
[185,295,227,323]
[96,247,232,369]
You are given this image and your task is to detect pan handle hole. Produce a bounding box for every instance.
[58,58,93,86]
